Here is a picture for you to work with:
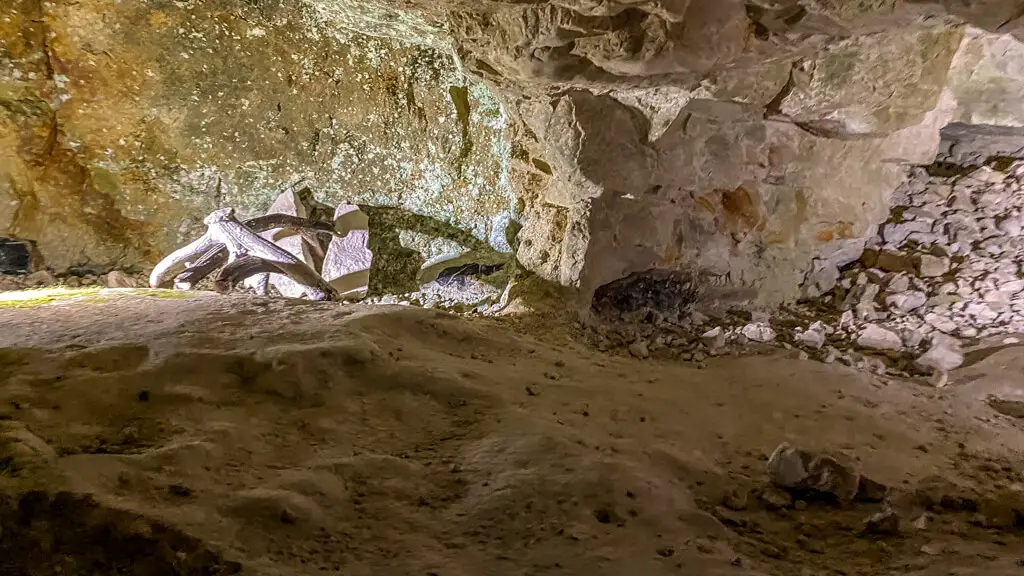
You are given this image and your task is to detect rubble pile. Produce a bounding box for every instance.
[796,161,1024,372]
[587,158,1024,383]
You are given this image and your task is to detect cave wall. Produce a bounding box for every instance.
[6,0,1024,306]
[436,0,1024,305]
[1,0,521,273]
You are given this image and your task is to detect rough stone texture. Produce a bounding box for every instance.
[948,27,1024,128]
[6,0,1024,307]
[1,0,517,272]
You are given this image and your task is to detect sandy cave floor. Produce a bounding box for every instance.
[3,292,1024,574]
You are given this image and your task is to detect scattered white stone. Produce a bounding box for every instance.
[925,312,958,334]
[969,166,1007,184]
[885,290,926,313]
[856,325,903,351]
[740,323,776,343]
[916,334,963,373]
[701,326,726,350]
[900,328,924,348]
[322,204,373,300]
[796,327,825,349]
[1003,337,1021,345]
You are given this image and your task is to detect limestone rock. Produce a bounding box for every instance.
[856,325,903,351]
[802,259,840,299]
[0,0,515,276]
[885,290,927,313]
[916,334,964,373]
[948,28,1024,128]
[918,255,950,277]
[701,327,726,351]
[796,327,825,350]
[322,204,373,300]
[740,323,776,343]
[104,271,137,289]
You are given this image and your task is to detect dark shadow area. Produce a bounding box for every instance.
[0,238,34,274]
[359,205,502,295]
[0,491,240,576]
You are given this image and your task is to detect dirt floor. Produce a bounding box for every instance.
[3,290,1024,575]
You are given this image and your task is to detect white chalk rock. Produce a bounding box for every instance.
[885,290,927,313]
[856,325,903,351]
[915,334,963,372]
[741,323,776,343]
[796,328,825,349]
[322,204,372,300]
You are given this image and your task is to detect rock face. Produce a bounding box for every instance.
[1,0,517,273]
[5,0,1024,307]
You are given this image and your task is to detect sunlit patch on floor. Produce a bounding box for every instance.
[0,287,198,309]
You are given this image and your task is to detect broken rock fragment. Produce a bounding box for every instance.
[885,290,926,313]
[741,323,776,343]
[856,325,903,351]
[796,327,825,349]
[917,254,950,278]
[915,334,964,373]
[322,204,372,300]
[766,443,862,504]
[862,508,900,536]
[247,189,319,298]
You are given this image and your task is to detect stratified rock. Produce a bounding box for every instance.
[856,325,903,351]
[322,204,372,300]
[740,323,776,343]
[104,271,138,288]
[915,334,964,372]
